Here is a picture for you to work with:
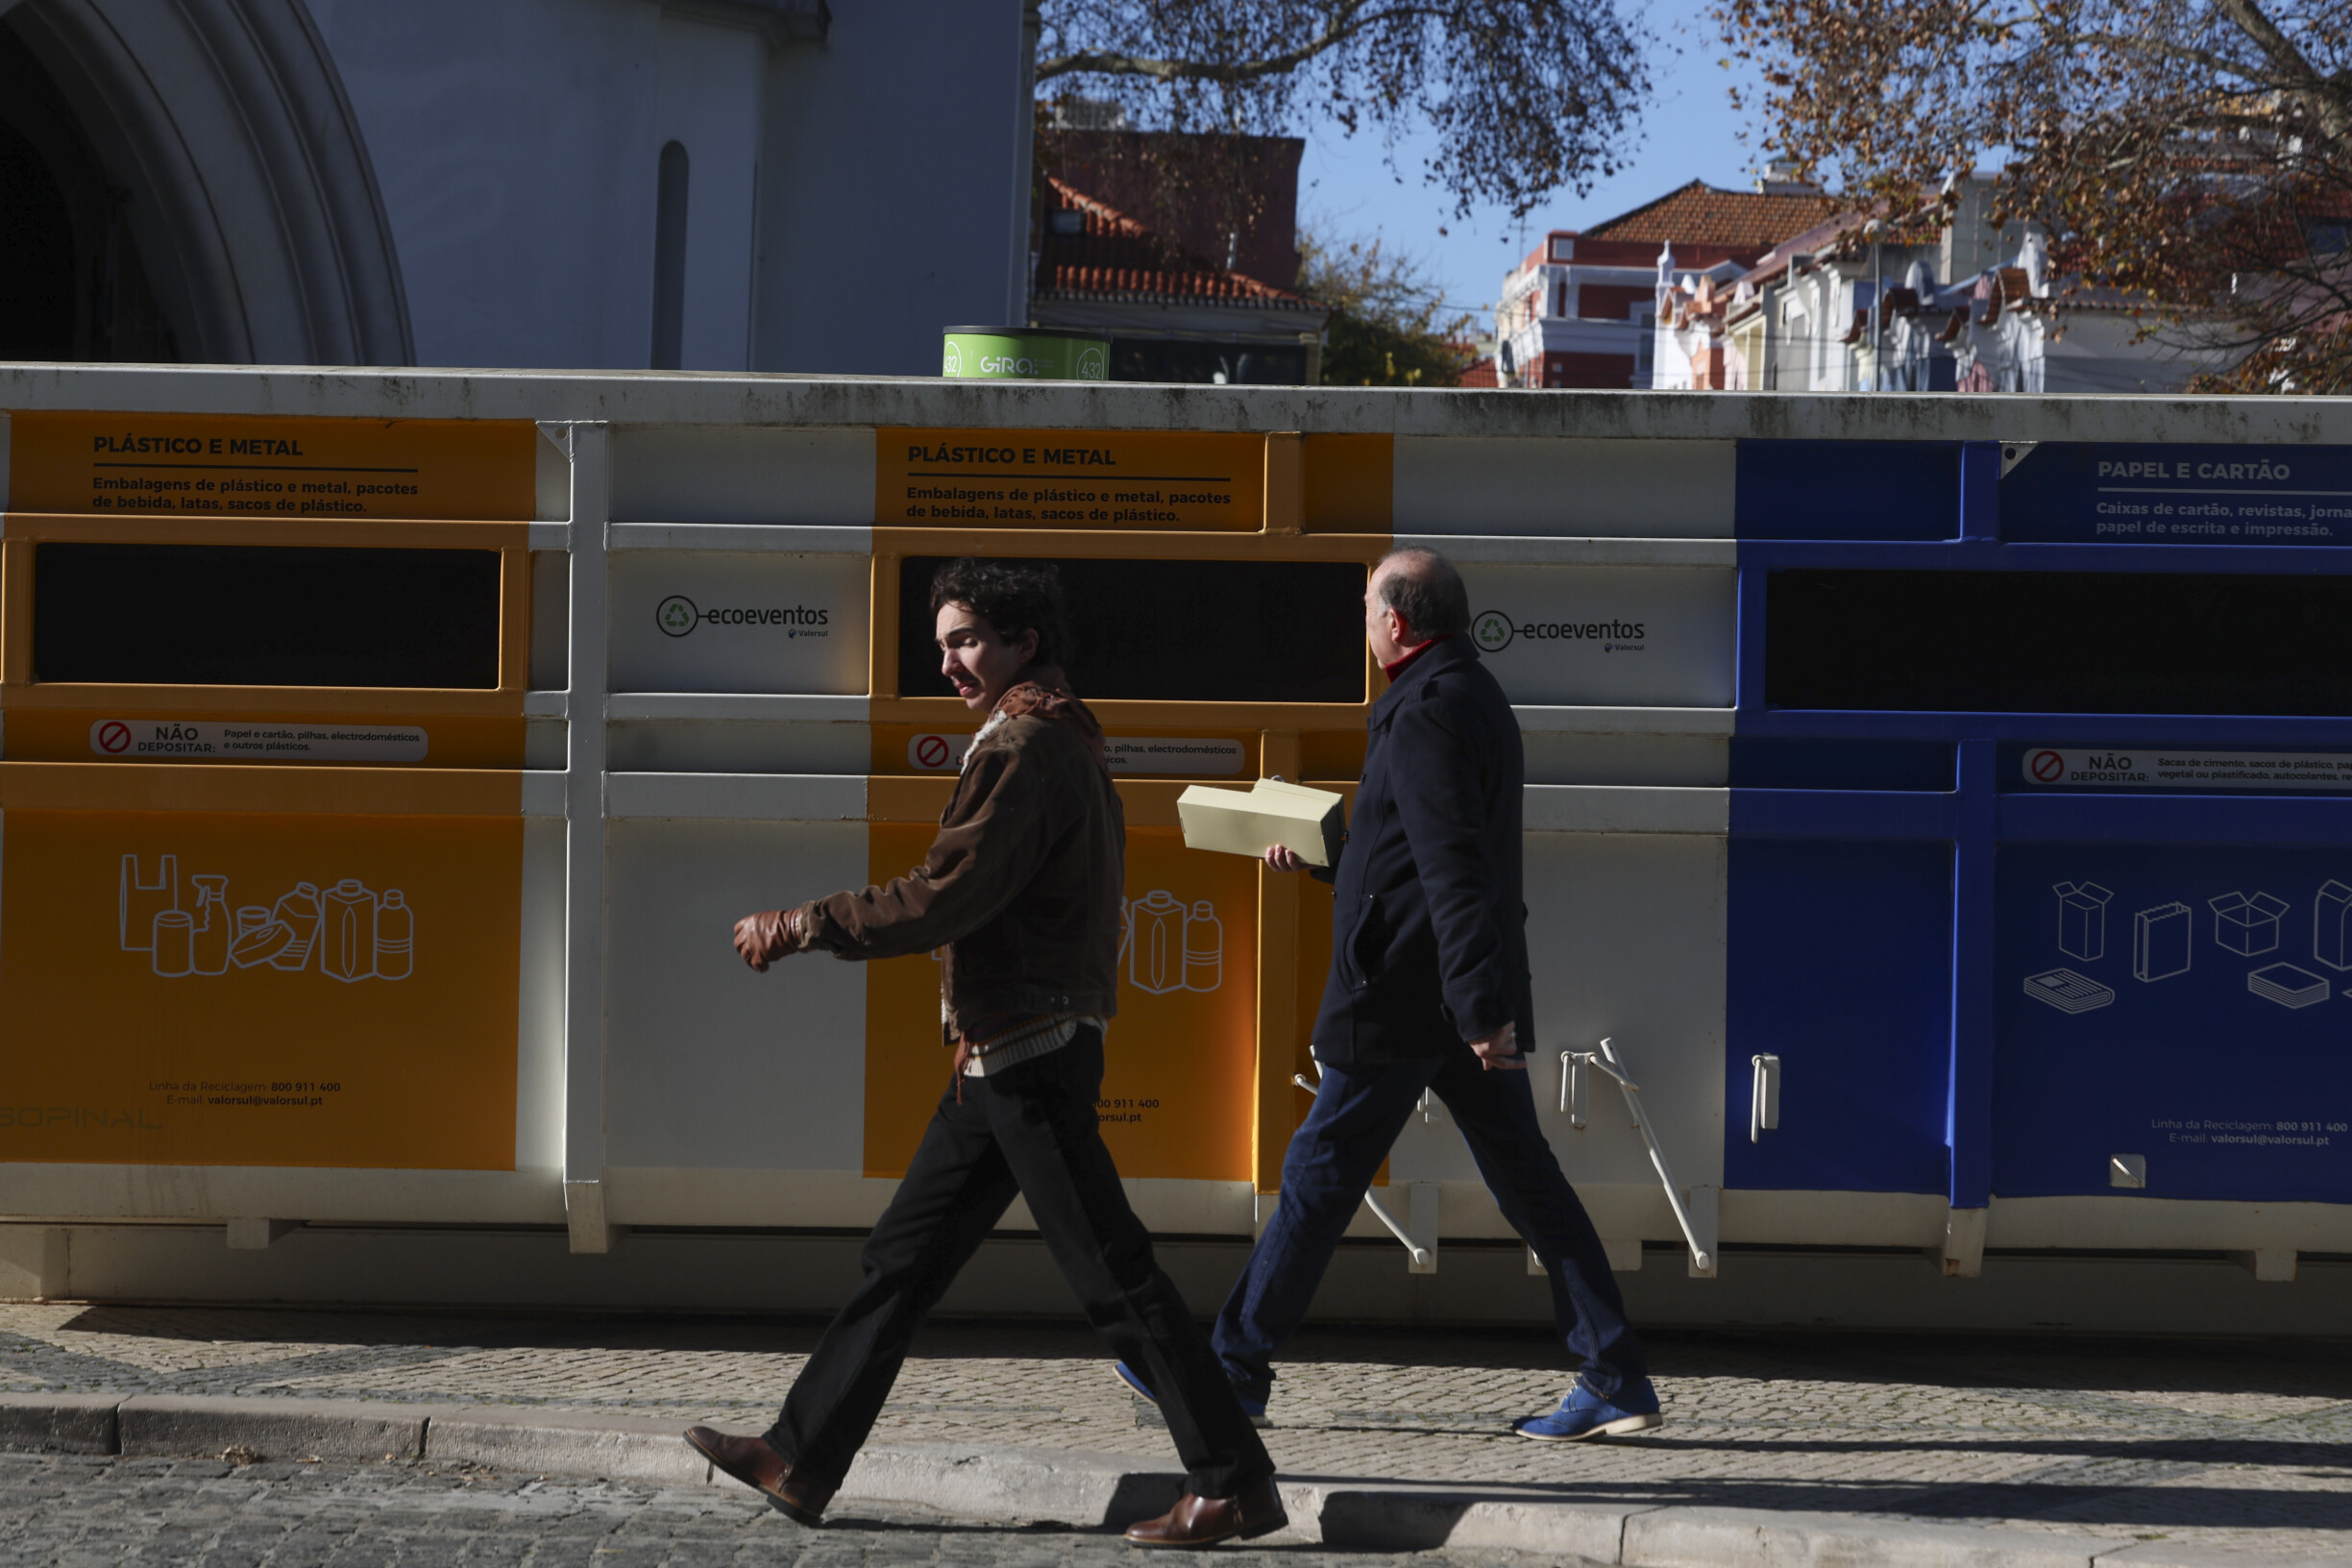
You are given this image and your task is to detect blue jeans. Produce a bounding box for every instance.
[1213,1052,1648,1401]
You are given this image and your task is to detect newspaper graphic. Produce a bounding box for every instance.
[2133,902,2194,982]
[117,853,413,981]
[2247,963,2331,1009]
[2024,968,2116,1014]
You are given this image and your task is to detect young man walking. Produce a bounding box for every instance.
[1118,547,1660,1440]
[690,558,1282,1548]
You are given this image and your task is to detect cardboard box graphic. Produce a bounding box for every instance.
[2052,881,2113,961]
[2134,902,2193,982]
[2208,891,2288,957]
[2316,880,2352,970]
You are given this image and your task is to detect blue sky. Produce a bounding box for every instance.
[1294,17,1770,325]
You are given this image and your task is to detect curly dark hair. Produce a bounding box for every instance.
[927,557,1073,669]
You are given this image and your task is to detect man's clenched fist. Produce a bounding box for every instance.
[733,908,805,971]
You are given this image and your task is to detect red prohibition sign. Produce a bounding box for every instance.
[2029,749,2066,783]
[915,734,950,769]
[96,721,133,754]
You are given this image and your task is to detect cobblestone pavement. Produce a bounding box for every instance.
[4,1306,2348,1559]
[0,1454,1538,1567]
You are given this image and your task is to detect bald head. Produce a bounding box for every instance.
[1373,548,1470,643]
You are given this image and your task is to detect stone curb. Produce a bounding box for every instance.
[0,1394,2328,1568]
[116,1395,444,1464]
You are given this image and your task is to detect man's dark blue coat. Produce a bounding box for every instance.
[1311,636,1532,1067]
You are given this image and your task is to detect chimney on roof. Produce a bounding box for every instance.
[1754,159,1823,197]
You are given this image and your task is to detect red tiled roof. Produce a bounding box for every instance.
[1585,180,1842,252]
[1034,176,1319,310]
[1455,355,1499,388]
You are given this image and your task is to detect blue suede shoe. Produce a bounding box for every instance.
[1514,1379,1664,1441]
[1113,1360,1271,1429]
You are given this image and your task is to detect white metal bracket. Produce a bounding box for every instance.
[1294,1069,1435,1271]
[1562,1038,1716,1276]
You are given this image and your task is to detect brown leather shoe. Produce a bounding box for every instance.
[1122,1477,1286,1548]
[682,1425,832,1526]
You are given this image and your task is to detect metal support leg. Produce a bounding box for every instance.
[1562,1038,1715,1276]
[1294,1069,1435,1272]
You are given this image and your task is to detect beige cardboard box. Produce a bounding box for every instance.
[1177,779,1345,867]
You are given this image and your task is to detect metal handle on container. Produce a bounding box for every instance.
[1750,1053,1781,1143]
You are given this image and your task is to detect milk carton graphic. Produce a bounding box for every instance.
[1130,890,1186,993]
[319,879,379,982]
[269,881,324,970]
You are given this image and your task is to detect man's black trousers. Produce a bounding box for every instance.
[766,1026,1272,1497]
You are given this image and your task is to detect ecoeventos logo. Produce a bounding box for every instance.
[1472,609,1647,654]
[655,594,830,639]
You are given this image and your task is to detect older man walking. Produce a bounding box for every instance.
[1117,547,1659,1440]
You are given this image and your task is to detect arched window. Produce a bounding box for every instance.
[0,1,409,363]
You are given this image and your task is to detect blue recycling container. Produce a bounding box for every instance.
[1727,439,2352,1213]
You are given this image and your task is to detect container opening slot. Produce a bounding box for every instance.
[33,542,503,689]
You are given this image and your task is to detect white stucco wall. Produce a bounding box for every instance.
[307,0,1026,376]
[310,0,664,370]
[755,0,1028,376]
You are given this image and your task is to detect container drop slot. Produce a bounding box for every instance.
[1765,569,2352,716]
[34,542,502,689]
[897,556,1364,703]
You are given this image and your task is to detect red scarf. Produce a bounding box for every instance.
[1383,633,1452,680]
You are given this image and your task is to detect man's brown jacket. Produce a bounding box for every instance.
[796,666,1124,1036]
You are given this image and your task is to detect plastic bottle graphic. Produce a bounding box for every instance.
[1183,900,1222,992]
[375,890,413,981]
[319,879,379,983]
[188,875,231,976]
[119,854,177,951]
[269,882,324,971]
[1129,890,1185,993]
[151,910,194,977]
